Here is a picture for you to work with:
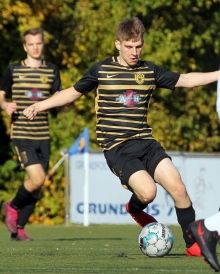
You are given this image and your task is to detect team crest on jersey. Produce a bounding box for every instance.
[40,76,48,83]
[134,73,145,84]
[20,151,28,164]
[26,88,43,101]
[116,90,141,107]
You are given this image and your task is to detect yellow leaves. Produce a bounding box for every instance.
[0,110,11,135]
[44,179,51,187]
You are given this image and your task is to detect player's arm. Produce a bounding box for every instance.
[23,87,82,120]
[0,90,17,115]
[175,71,219,88]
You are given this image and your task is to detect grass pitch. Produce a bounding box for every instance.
[0,224,218,274]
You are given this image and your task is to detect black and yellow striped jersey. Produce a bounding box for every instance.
[74,56,180,151]
[1,60,61,140]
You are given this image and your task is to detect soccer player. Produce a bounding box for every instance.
[0,27,61,241]
[190,214,220,272]
[23,17,219,254]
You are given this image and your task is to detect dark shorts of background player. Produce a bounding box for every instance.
[104,139,171,192]
[11,139,50,173]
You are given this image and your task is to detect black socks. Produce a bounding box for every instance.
[128,193,148,215]
[10,184,38,228]
[17,197,38,228]
[175,204,196,247]
[11,184,32,209]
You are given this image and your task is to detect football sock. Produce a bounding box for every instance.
[11,184,32,210]
[175,204,196,248]
[17,197,38,228]
[128,193,148,215]
[204,211,220,234]
[126,194,157,227]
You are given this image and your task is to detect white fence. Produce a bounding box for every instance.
[69,151,220,225]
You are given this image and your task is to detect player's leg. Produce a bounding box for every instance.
[5,139,48,241]
[8,164,45,241]
[204,211,220,234]
[189,216,220,272]
[104,140,157,226]
[154,158,201,256]
[16,139,49,241]
[126,167,158,226]
[17,165,45,241]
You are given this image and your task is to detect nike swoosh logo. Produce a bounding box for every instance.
[106,74,118,78]
[198,221,205,236]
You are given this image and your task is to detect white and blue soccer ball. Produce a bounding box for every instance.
[138,222,174,257]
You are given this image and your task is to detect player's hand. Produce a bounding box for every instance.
[1,102,17,115]
[23,105,37,120]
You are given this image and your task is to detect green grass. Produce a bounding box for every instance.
[0,224,218,274]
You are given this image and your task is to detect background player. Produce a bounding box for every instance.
[0,27,61,241]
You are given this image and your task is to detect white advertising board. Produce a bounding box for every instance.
[70,152,220,225]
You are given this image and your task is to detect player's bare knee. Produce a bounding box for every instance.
[170,182,188,201]
[30,175,45,189]
[138,190,156,204]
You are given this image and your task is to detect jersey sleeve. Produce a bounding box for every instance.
[50,64,62,94]
[74,62,100,95]
[0,65,13,98]
[147,62,180,91]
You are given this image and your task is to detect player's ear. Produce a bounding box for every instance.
[115,40,121,51]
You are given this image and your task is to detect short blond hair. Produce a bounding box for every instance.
[22,28,44,44]
[116,17,145,42]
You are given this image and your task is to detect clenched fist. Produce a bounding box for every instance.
[23,105,37,120]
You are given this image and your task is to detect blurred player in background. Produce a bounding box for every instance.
[23,17,219,255]
[0,27,61,241]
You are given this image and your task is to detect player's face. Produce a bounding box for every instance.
[23,33,44,59]
[115,38,144,67]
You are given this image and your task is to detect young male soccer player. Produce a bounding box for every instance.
[0,27,61,241]
[23,17,219,254]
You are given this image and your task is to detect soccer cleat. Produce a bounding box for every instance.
[189,219,220,272]
[4,201,18,233]
[186,242,202,257]
[126,202,157,227]
[16,229,33,241]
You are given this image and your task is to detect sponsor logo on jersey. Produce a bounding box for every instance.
[134,73,145,84]
[26,88,43,101]
[116,90,141,107]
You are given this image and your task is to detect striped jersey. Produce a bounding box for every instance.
[75,56,180,151]
[1,60,61,140]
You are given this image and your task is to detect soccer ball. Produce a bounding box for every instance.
[138,222,174,257]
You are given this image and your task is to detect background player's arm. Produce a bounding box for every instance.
[0,90,17,115]
[23,87,82,120]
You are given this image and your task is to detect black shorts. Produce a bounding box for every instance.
[12,139,50,173]
[104,139,171,191]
